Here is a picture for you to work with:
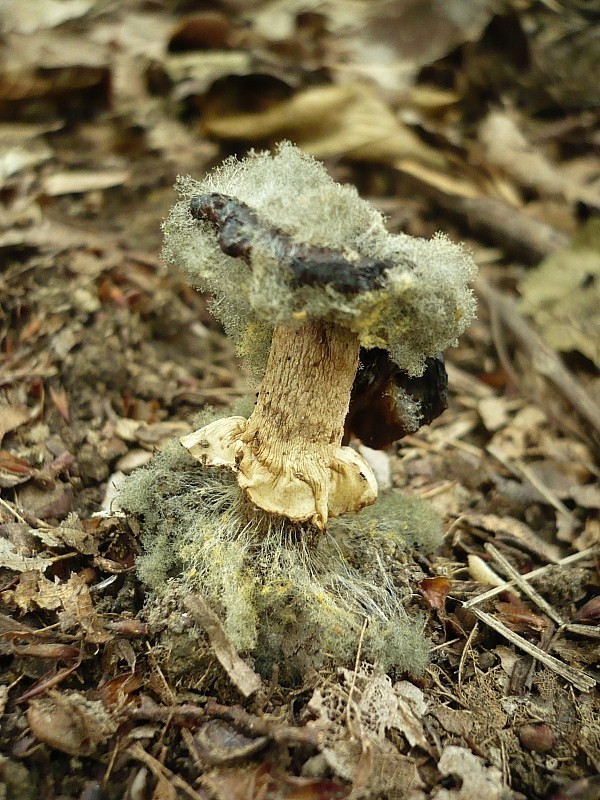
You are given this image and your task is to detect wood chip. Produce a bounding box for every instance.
[184,594,262,698]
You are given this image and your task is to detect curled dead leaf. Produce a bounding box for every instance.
[204,83,446,168]
[572,596,600,625]
[0,405,29,445]
[495,599,549,634]
[194,719,268,766]
[27,690,116,756]
[419,576,452,612]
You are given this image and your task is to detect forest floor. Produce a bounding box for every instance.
[0,1,599,798]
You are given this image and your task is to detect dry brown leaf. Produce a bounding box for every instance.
[202,763,349,800]
[570,483,600,508]
[250,0,497,96]
[193,719,268,766]
[205,83,447,168]
[0,403,29,443]
[394,159,480,199]
[432,706,473,738]
[574,518,600,551]
[519,220,600,368]
[27,690,116,756]
[49,386,70,422]
[165,50,253,94]
[114,418,190,448]
[33,516,99,556]
[495,599,549,634]
[7,570,109,637]
[0,124,53,184]
[479,110,567,199]
[150,772,178,800]
[11,642,80,660]
[9,572,63,612]
[1,0,93,35]
[477,396,510,432]
[0,449,34,487]
[0,32,110,104]
[435,746,503,800]
[462,513,561,562]
[573,597,600,625]
[419,576,452,612]
[0,543,52,575]
[58,574,111,643]
[17,481,73,521]
[169,12,231,51]
[526,459,591,500]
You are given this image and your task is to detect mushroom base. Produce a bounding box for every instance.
[180,416,377,529]
[119,434,442,679]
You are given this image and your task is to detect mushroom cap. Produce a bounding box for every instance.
[162,141,476,376]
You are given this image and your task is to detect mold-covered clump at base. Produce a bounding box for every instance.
[119,409,442,679]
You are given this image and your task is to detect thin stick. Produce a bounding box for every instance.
[0,496,27,524]
[128,743,205,800]
[467,607,595,692]
[346,617,369,734]
[463,547,595,608]
[485,544,565,626]
[477,276,600,449]
[487,445,572,517]
[562,623,600,639]
[458,623,478,689]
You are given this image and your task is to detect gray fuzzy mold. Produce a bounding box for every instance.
[162,142,476,377]
[119,416,442,677]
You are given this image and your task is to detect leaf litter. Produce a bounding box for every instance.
[0,1,598,799]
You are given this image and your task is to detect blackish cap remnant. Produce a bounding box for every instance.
[191,191,391,295]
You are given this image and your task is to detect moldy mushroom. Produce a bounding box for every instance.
[121,142,476,676]
[164,142,476,530]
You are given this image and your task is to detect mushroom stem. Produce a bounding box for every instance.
[244,321,359,460]
[180,320,378,529]
[238,321,377,527]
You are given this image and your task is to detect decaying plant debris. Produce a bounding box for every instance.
[0,2,599,799]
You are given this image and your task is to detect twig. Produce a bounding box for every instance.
[130,698,321,749]
[485,545,600,640]
[400,168,569,261]
[458,623,478,689]
[562,623,600,639]
[128,743,205,800]
[487,446,572,518]
[184,594,262,699]
[467,607,595,692]
[204,700,321,749]
[346,617,368,734]
[463,547,595,608]
[15,648,84,703]
[0,496,28,524]
[477,276,600,451]
[485,544,565,626]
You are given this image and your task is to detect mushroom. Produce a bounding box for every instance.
[163,143,476,530]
